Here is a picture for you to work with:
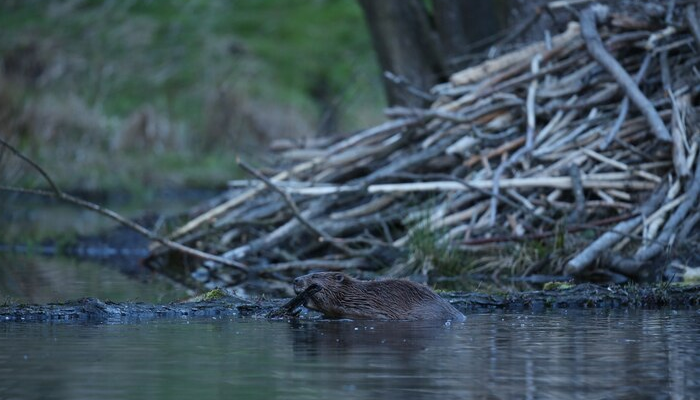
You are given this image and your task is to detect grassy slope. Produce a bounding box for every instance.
[0,0,383,191]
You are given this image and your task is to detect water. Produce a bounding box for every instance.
[0,254,187,304]
[1,189,208,304]
[2,191,698,399]
[1,310,698,400]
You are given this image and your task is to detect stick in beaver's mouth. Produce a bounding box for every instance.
[267,283,321,318]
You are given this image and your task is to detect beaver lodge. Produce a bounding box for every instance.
[146,1,700,292]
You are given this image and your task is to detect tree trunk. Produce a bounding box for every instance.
[432,0,510,73]
[358,0,516,106]
[357,0,445,107]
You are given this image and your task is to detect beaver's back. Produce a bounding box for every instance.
[294,272,465,321]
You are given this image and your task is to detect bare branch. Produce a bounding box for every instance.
[237,158,361,257]
[0,138,248,272]
[580,8,671,142]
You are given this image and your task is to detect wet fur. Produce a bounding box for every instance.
[294,272,465,321]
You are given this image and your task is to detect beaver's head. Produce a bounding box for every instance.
[293,272,355,317]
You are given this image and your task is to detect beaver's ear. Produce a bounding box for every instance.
[334,273,344,283]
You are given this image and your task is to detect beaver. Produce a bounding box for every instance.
[293,272,465,322]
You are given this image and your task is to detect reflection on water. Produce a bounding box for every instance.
[0,254,186,304]
[1,310,698,399]
[1,189,210,304]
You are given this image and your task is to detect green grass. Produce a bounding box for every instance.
[0,0,383,191]
[402,212,468,277]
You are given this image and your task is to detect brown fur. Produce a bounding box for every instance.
[293,272,465,322]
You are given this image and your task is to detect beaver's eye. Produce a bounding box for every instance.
[334,274,344,283]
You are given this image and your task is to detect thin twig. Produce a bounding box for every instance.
[634,157,700,262]
[0,138,61,194]
[267,284,321,318]
[565,181,668,275]
[237,158,360,257]
[167,117,421,240]
[525,54,542,150]
[388,172,556,226]
[567,164,586,223]
[462,212,638,245]
[490,145,530,225]
[665,0,677,25]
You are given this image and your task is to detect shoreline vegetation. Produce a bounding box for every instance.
[2,1,699,301]
[0,0,382,191]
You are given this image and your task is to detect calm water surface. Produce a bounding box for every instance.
[1,309,698,400]
[0,254,186,304]
[1,190,204,304]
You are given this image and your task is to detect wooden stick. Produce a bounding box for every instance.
[168,161,313,240]
[462,213,638,245]
[600,52,652,149]
[547,0,592,9]
[685,4,700,47]
[594,189,615,204]
[634,158,700,263]
[580,8,672,142]
[330,195,395,220]
[236,173,655,196]
[390,172,556,225]
[450,21,581,85]
[581,148,662,182]
[567,164,586,223]
[168,117,420,240]
[490,144,529,225]
[238,159,358,257]
[645,27,677,50]
[525,54,542,149]
[539,199,633,210]
[533,109,597,157]
[659,50,671,92]
[644,194,685,242]
[678,213,700,243]
[605,188,631,201]
[546,83,618,111]
[565,182,668,275]
[267,284,321,318]
[670,92,690,177]
[367,176,657,192]
[464,136,525,168]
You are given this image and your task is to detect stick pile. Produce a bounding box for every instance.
[148,1,700,288]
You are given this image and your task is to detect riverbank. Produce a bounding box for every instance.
[2,283,698,323]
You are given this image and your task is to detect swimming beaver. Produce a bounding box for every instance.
[293,272,466,322]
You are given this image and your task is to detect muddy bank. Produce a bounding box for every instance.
[1,284,698,323]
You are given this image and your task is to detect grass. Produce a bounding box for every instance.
[394,204,574,280]
[391,206,469,277]
[1,295,17,307]
[0,0,383,192]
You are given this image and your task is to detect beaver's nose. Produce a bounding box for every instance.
[293,277,302,286]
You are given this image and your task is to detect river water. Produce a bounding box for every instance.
[2,194,699,399]
[1,309,698,400]
[0,254,186,304]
